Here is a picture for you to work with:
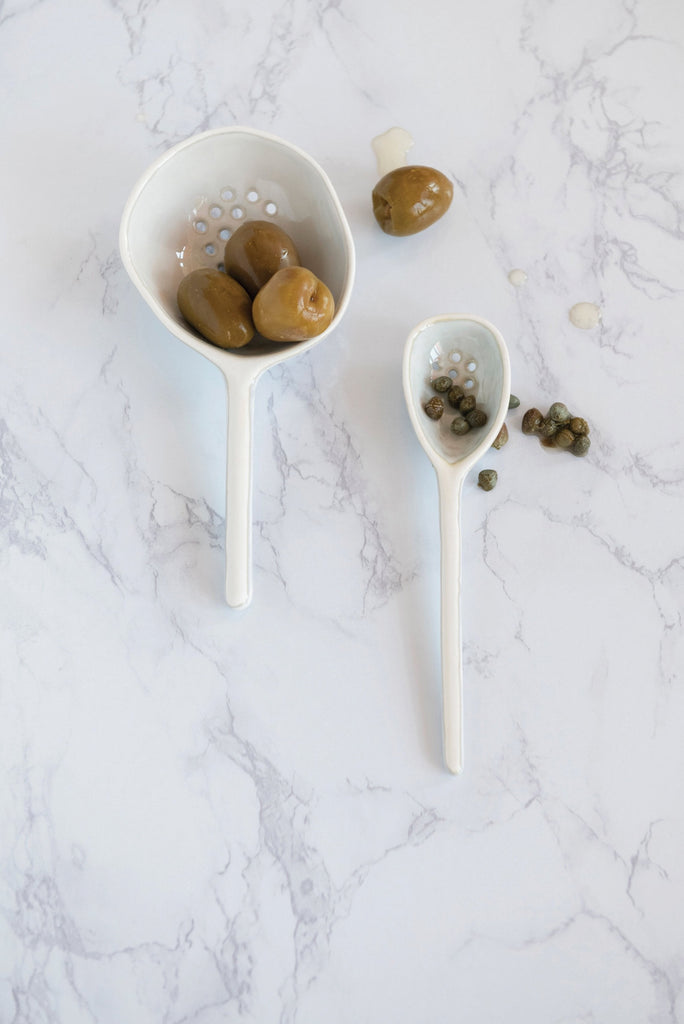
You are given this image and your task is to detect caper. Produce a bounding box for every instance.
[478,469,498,491]
[548,402,570,423]
[570,417,589,436]
[447,384,465,408]
[492,422,509,449]
[459,394,476,415]
[538,417,558,439]
[432,375,452,393]
[449,415,470,436]
[508,394,520,409]
[522,398,592,457]
[522,408,543,434]
[466,408,488,428]
[555,427,575,449]
[571,434,591,457]
[424,396,444,420]
[372,165,453,236]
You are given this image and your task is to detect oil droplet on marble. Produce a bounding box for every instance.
[508,268,527,287]
[569,301,601,329]
[372,126,414,178]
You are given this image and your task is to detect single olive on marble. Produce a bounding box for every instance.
[224,220,301,297]
[177,268,254,349]
[372,165,453,236]
[252,266,335,342]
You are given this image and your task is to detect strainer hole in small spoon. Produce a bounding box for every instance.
[120,126,355,607]
[403,314,511,773]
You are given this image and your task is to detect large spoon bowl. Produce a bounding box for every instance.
[403,314,511,773]
[120,126,355,607]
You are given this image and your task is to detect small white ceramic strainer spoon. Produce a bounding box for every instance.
[120,126,355,607]
[403,314,511,773]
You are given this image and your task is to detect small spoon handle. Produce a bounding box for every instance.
[224,375,255,608]
[437,471,465,774]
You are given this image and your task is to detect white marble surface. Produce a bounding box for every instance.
[2,0,684,1021]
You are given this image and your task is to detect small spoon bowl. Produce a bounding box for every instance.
[403,314,511,773]
[120,126,355,607]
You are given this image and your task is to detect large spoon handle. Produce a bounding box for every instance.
[437,471,465,774]
[224,375,255,608]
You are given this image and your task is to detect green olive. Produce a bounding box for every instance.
[372,165,453,236]
[177,268,254,349]
[224,220,300,297]
[252,266,335,342]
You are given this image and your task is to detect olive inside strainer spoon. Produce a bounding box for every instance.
[120,127,355,607]
[403,314,510,773]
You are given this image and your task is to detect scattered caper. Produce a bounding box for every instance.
[432,375,452,393]
[569,417,589,436]
[424,396,444,420]
[571,434,591,457]
[478,469,498,491]
[522,398,592,458]
[522,408,543,434]
[555,427,575,449]
[548,402,570,423]
[538,417,558,439]
[449,415,470,436]
[447,384,465,408]
[492,422,509,449]
[467,408,488,428]
[508,394,521,409]
[460,394,476,415]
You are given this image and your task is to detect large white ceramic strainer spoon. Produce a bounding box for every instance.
[403,314,510,773]
[120,126,355,607]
